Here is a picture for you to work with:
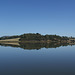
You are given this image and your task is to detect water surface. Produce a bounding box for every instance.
[0,43,75,75]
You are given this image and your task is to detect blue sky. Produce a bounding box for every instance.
[0,0,75,37]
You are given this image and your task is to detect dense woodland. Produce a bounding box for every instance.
[0,33,69,41]
[19,33,69,42]
[0,33,71,42]
[0,33,75,43]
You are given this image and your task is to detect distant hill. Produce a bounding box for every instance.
[0,33,75,43]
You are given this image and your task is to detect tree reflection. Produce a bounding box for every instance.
[0,42,70,50]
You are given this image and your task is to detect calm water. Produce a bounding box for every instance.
[0,44,75,75]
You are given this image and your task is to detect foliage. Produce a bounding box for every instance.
[0,33,69,42]
[19,33,69,41]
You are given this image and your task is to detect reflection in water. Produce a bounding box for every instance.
[0,42,73,50]
[0,42,75,75]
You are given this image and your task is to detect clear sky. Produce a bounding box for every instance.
[0,0,75,37]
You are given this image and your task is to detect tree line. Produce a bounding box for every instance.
[19,33,69,42]
[0,33,70,42]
